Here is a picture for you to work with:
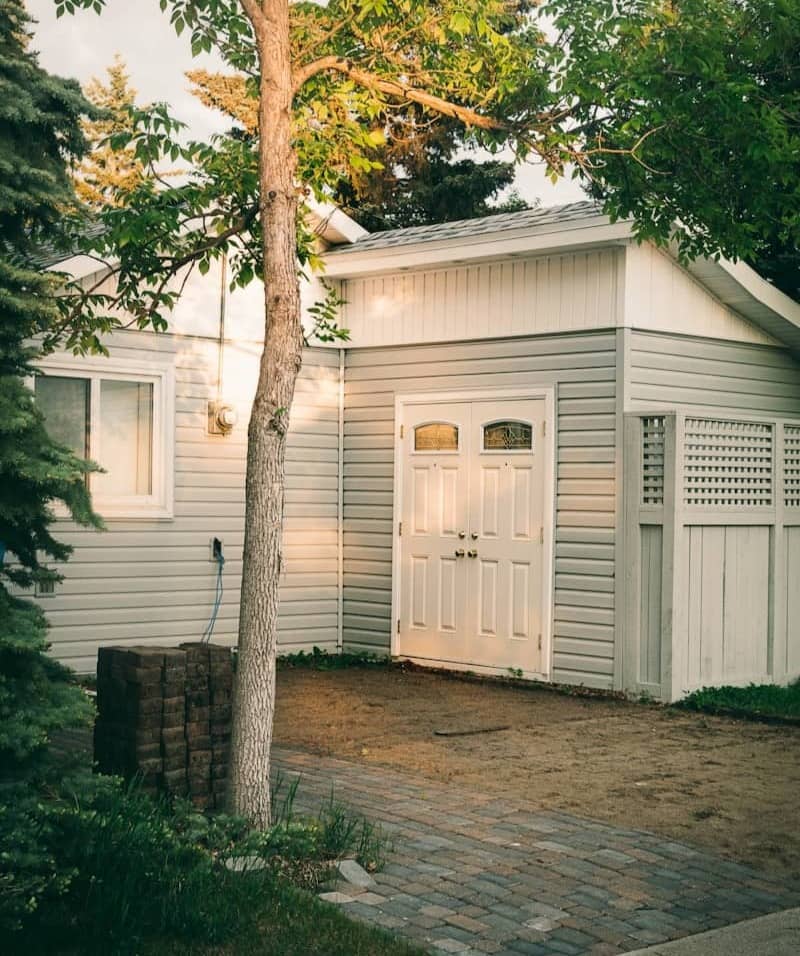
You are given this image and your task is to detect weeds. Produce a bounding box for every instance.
[279,646,390,670]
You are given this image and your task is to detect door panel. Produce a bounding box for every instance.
[466,400,545,672]
[399,402,470,662]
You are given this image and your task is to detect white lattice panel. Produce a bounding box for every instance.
[786,426,800,508]
[684,418,773,507]
[642,416,665,505]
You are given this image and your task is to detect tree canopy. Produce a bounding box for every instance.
[187,68,528,231]
[48,0,799,340]
[547,0,800,298]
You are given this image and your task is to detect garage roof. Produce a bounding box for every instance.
[326,202,800,358]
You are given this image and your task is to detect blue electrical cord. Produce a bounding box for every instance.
[202,551,225,643]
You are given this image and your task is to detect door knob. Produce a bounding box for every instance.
[467,549,478,558]
[471,532,479,540]
[458,531,466,539]
[454,549,466,557]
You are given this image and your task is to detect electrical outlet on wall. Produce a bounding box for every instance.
[210,537,224,561]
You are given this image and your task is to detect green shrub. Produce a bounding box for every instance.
[677,679,800,720]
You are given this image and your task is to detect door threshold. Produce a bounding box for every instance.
[395,654,550,683]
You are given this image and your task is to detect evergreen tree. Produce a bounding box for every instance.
[332,114,530,231]
[0,0,100,778]
[75,54,143,208]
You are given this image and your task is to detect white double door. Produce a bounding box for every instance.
[399,398,547,674]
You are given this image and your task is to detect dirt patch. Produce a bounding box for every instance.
[274,665,800,880]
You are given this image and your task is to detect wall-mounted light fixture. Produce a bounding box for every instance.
[208,400,238,435]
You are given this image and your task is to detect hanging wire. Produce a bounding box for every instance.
[202,551,225,643]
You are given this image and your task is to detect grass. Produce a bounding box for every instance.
[677,679,800,721]
[145,875,426,956]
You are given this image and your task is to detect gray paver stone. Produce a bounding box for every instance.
[318,891,354,904]
[524,917,560,932]
[337,858,376,887]
[432,938,472,953]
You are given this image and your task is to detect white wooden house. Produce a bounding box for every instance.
[33,201,800,701]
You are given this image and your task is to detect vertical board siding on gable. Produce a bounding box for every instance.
[628,331,800,418]
[341,249,620,347]
[624,245,780,347]
[42,333,340,673]
[342,331,618,689]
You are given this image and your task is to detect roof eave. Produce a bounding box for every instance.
[323,216,633,278]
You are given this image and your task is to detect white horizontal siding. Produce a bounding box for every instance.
[342,331,619,689]
[341,249,621,347]
[628,331,800,417]
[38,331,341,673]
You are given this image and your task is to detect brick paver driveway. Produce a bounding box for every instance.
[275,747,800,956]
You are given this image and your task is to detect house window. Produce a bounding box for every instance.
[35,359,174,519]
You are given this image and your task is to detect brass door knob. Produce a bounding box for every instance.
[454,549,466,557]
[467,549,478,558]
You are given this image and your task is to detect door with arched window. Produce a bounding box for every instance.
[398,396,548,676]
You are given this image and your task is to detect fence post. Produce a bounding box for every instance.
[772,422,787,682]
[660,413,685,702]
[621,414,641,694]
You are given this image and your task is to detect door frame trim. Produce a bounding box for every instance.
[391,386,556,680]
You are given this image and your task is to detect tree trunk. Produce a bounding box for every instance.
[228,0,301,828]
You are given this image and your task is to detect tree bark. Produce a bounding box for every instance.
[228,0,301,828]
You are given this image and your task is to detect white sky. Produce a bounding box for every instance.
[26,0,586,208]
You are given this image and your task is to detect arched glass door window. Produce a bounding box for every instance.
[414,422,459,452]
[482,420,533,452]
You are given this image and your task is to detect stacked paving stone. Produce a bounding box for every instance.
[181,642,214,808]
[160,649,188,798]
[209,644,233,809]
[94,644,233,809]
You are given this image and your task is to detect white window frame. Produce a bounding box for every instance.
[33,353,175,520]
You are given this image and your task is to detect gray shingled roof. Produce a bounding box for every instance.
[328,200,605,254]
[29,222,106,270]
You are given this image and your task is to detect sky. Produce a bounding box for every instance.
[26,0,586,209]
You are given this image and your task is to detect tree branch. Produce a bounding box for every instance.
[293,56,506,132]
